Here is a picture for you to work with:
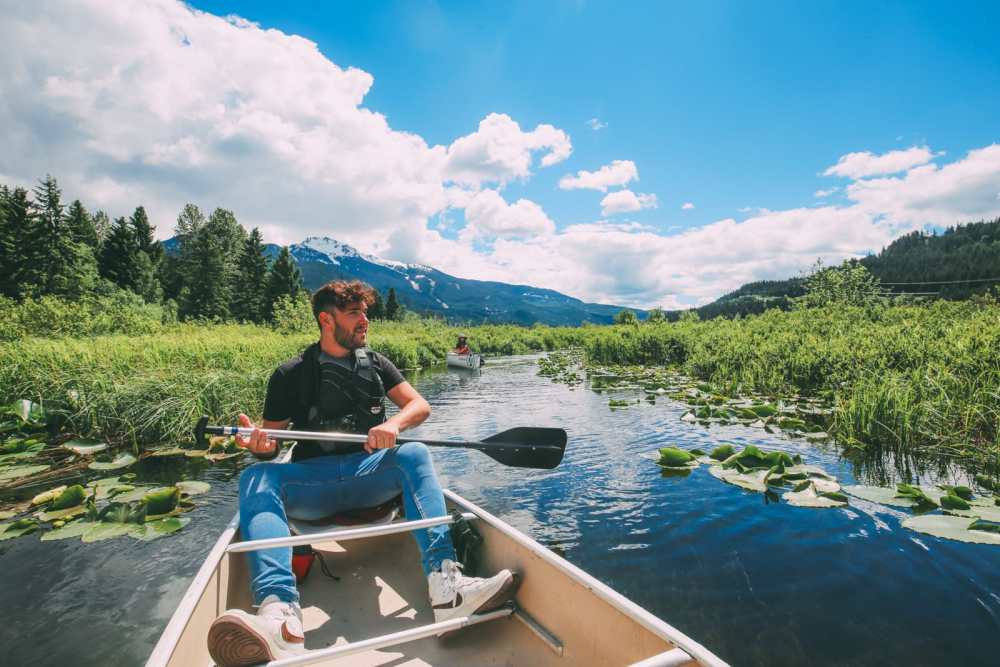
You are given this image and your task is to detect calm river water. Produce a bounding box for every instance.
[1,354,998,666]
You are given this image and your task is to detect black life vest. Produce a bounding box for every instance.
[294,345,387,460]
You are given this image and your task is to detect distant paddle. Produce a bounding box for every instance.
[195,418,567,470]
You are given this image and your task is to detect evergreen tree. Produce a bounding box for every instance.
[181,226,231,320]
[385,287,400,321]
[0,186,17,298]
[99,216,141,291]
[265,246,303,320]
[231,227,269,323]
[66,200,99,249]
[129,205,162,300]
[0,187,32,298]
[23,175,78,296]
[368,289,385,320]
[131,206,155,253]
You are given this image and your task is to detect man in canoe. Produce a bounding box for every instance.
[453,333,471,355]
[208,280,517,666]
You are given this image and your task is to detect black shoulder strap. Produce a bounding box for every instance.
[297,342,322,411]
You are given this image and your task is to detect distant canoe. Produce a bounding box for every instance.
[446,352,485,369]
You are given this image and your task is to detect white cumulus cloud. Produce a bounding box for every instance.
[558,160,638,192]
[681,202,695,210]
[823,146,937,179]
[586,118,607,131]
[600,190,658,216]
[443,112,572,187]
[457,189,555,242]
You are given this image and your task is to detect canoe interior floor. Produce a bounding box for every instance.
[229,532,562,667]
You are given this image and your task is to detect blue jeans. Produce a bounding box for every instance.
[237,442,456,605]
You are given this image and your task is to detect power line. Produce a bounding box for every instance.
[878,277,1000,285]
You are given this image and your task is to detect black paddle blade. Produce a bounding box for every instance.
[479,427,567,469]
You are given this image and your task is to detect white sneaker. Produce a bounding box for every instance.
[207,595,306,666]
[428,559,518,624]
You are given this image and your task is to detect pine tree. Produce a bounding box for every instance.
[368,289,385,320]
[129,206,162,300]
[99,216,141,292]
[385,287,400,321]
[181,224,231,320]
[231,227,269,323]
[65,199,99,250]
[265,246,303,320]
[23,175,78,296]
[0,186,16,298]
[0,187,32,298]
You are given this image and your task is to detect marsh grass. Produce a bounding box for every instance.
[584,301,1000,464]
[0,321,590,446]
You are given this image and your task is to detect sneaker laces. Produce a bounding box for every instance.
[440,559,465,596]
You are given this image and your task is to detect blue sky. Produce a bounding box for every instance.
[3,1,999,307]
[190,0,1000,235]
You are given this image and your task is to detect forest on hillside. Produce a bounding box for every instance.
[680,218,1000,320]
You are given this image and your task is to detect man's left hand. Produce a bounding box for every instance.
[366,422,400,453]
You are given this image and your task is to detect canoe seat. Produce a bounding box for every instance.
[288,494,403,536]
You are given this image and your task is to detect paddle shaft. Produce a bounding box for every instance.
[204,424,557,453]
[194,418,567,469]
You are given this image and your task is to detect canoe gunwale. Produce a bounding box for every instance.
[145,512,238,667]
[443,489,728,667]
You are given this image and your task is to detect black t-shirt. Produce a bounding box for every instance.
[263,347,405,425]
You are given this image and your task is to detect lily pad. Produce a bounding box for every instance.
[40,520,93,541]
[205,452,243,462]
[0,510,15,520]
[62,439,108,456]
[88,453,137,471]
[0,464,50,482]
[131,517,190,541]
[32,485,67,506]
[941,504,1000,523]
[902,514,1000,545]
[709,466,769,492]
[784,482,847,508]
[148,447,187,457]
[107,486,156,503]
[844,485,919,508]
[81,522,134,543]
[36,505,88,522]
[0,518,39,540]
[176,480,211,496]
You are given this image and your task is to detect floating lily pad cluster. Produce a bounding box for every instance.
[844,483,1000,545]
[536,350,584,387]
[148,435,244,462]
[537,355,834,440]
[0,476,212,543]
[0,400,55,484]
[648,444,848,508]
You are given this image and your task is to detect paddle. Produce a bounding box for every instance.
[194,417,567,470]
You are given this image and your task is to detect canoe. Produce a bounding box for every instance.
[446,352,484,369]
[146,489,728,667]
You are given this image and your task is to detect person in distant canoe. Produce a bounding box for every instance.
[453,334,471,355]
[207,280,517,666]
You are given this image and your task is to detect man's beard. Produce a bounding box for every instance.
[334,322,365,350]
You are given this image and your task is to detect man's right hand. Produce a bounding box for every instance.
[235,413,278,459]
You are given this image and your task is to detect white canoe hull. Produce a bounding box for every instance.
[446,352,483,369]
[147,490,727,667]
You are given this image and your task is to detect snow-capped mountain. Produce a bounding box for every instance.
[281,236,632,325]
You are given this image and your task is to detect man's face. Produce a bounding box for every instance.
[328,301,369,350]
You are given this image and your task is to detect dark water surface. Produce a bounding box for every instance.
[2,355,998,666]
